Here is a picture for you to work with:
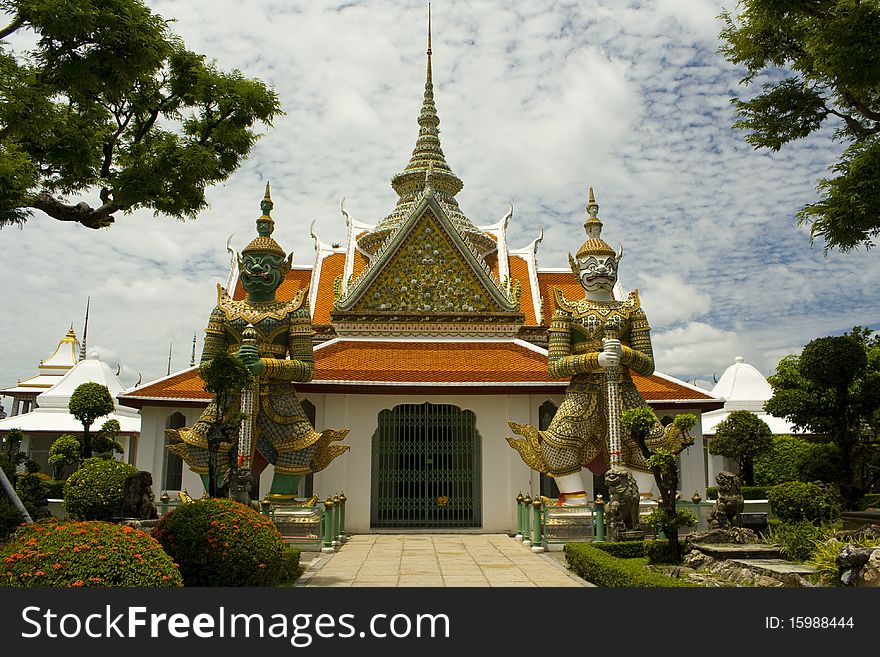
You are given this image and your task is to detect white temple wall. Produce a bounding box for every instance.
[308,391,545,533]
[134,396,711,530]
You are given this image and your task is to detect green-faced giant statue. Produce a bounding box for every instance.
[168,185,349,498]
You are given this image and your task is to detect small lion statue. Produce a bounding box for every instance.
[708,471,743,529]
[605,466,640,540]
[119,471,158,520]
[224,467,255,506]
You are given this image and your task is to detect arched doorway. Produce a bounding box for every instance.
[370,402,481,528]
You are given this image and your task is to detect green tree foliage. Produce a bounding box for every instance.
[199,350,254,497]
[92,419,124,457]
[47,433,81,480]
[765,327,880,509]
[68,382,114,458]
[620,408,698,563]
[708,410,773,486]
[0,0,281,229]
[720,0,880,252]
[754,434,841,485]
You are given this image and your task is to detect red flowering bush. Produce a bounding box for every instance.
[152,497,299,586]
[1,519,182,587]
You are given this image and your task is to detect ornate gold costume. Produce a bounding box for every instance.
[167,186,349,489]
[507,188,687,480]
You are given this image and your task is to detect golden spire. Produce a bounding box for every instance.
[427,2,432,85]
[359,3,496,256]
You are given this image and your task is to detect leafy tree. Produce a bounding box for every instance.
[719,1,880,252]
[621,408,698,563]
[708,410,774,485]
[754,434,841,485]
[199,350,254,498]
[765,327,880,509]
[68,382,114,458]
[92,419,124,457]
[47,433,81,479]
[0,0,281,229]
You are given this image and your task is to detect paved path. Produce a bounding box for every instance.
[296,534,592,587]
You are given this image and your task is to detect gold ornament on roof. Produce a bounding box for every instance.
[242,182,287,259]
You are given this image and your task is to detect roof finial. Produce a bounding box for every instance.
[261,181,273,217]
[427,2,432,85]
[190,332,197,367]
[587,186,599,220]
[79,296,90,361]
[167,341,173,376]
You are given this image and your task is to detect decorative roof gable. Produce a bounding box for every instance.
[331,196,522,332]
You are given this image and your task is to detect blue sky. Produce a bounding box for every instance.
[1,0,878,399]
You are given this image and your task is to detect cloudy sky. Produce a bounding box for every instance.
[2,0,878,403]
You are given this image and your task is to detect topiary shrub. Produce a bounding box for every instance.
[768,481,840,524]
[0,498,24,542]
[15,473,50,519]
[152,497,293,586]
[64,458,138,520]
[0,519,182,587]
[563,543,699,587]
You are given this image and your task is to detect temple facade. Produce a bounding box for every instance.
[120,21,722,532]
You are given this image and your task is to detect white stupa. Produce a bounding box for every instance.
[702,356,800,435]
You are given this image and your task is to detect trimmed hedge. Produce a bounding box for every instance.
[564,543,699,587]
[592,539,678,564]
[592,541,646,559]
[64,458,139,520]
[0,519,182,587]
[768,481,840,524]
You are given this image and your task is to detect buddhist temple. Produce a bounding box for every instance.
[120,14,722,531]
[0,325,81,417]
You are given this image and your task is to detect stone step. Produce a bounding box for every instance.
[728,558,817,577]
[692,542,782,560]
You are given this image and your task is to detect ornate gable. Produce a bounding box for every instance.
[331,196,523,334]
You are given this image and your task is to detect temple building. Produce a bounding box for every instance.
[120,20,722,532]
[702,355,806,478]
[0,344,141,473]
[1,325,81,417]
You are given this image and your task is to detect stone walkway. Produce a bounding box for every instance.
[295,534,593,587]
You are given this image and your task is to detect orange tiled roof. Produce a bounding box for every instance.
[314,340,549,383]
[233,268,311,302]
[123,340,716,403]
[537,271,582,318]
[125,368,213,400]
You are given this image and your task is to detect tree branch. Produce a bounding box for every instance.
[30,193,122,229]
[0,14,24,39]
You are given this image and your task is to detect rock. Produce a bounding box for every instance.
[685,527,758,550]
[836,544,873,569]
[857,549,880,587]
